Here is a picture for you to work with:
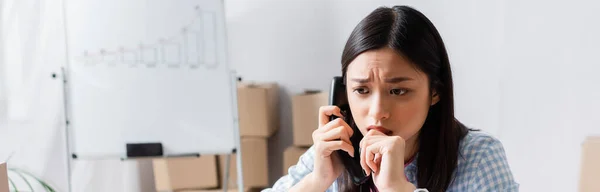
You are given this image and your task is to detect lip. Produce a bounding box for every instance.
[366,125,393,136]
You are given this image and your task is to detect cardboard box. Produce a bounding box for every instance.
[237,83,279,137]
[153,156,219,191]
[579,136,600,192]
[292,91,329,146]
[283,146,309,175]
[219,138,268,189]
[1,162,7,192]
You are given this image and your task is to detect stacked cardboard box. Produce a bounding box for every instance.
[282,90,328,175]
[1,162,7,192]
[292,90,328,147]
[218,82,278,189]
[579,136,600,192]
[236,83,279,137]
[218,138,268,189]
[152,82,278,191]
[153,156,219,191]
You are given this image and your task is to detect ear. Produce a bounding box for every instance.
[431,90,440,106]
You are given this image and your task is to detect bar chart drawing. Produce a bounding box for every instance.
[76,6,219,69]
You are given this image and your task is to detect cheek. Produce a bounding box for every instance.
[392,93,432,138]
[347,96,369,134]
[392,102,428,133]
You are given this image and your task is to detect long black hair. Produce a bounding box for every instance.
[337,5,469,192]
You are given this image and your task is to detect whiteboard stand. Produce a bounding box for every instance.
[58,68,245,192]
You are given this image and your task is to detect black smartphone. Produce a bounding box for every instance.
[329,76,369,185]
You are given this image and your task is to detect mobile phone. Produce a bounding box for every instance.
[329,76,369,185]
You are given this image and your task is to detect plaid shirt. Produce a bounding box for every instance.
[263,131,519,192]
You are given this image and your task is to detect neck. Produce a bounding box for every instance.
[404,134,419,163]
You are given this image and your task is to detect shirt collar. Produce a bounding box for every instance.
[404,153,419,184]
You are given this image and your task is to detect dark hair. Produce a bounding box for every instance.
[338,5,469,192]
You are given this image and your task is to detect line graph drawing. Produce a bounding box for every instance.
[76,6,219,69]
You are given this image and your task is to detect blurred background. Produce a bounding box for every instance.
[1,0,599,192]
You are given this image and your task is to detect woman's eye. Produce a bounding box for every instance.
[353,88,369,94]
[390,88,407,95]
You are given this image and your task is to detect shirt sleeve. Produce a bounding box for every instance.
[262,146,334,192]
[467,136,520,192]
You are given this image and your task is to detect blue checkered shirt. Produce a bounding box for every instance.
[262,131,519,191]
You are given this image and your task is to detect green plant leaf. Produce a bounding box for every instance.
[11,169,34,192]
[8,168,55,192]
[7,175,18,192]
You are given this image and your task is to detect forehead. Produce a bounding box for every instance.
[346,47,425,79]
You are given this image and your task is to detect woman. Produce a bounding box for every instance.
[263,5,518,192]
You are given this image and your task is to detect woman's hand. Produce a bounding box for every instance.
[310,106,355,190]
[360,130,416,192]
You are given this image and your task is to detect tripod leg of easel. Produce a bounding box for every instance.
[228,70,244,192]
[223,154,230,192]
[60,67,74,192]
[236,148,244,192]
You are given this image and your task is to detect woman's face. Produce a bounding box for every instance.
[345,47,439,143]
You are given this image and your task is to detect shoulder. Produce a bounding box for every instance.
[459,131,505,157]
[457,130,511,172]
[451,130,519,191]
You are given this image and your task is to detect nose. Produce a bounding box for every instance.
[367,93,390,122]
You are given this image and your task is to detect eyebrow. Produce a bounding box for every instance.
[349,77,414,83]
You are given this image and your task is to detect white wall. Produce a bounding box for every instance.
[499,1,600,191]
[0,0,71,191]
[1,0,598,192]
